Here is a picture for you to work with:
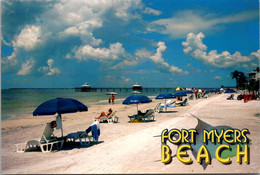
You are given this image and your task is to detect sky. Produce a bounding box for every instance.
[1,0,259,89]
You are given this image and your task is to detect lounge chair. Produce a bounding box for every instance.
[159,100,176,111]
[66,121,100,146]
[153,102,161,113]
[138,109,155,121]
[237,94,244,100]
[66,131,98,146]
[15,122,64,153]
[129,109,155,122]
[189,94,194,100]
[227,94,234,100]
[98,111,119,123]
[175,98,188,106]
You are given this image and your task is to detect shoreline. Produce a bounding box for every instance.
[2,93,260,174]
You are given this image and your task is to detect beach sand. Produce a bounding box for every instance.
[1,93,260,174]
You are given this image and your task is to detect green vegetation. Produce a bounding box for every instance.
[231,67,259,92]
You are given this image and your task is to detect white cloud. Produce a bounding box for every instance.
[99,75,133,86]
[214,76,222,80]
[17,59,35,75]
[74,42,125,61]
[149,42,188,75]
[148,10,258,39]
[1,52,19,73]
[135,49,151,58]
[182,32,260,69]
[38,59,61,76]
[143,7,162,16]
[13,25,41,50]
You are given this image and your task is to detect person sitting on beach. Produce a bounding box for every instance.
[95,108,113,119]
[84,121,100,141]
[50,121,57,129]
[137,110,149,116]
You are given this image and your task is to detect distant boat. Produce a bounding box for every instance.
[75,83,93,92]
[132,83,142,92]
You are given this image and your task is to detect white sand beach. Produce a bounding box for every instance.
[1,93,260,174]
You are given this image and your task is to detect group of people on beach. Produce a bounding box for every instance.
[108,94,115,104]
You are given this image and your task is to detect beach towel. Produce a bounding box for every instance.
[91,124,100,140]
[56,115,63,130]
[92,121,100,130]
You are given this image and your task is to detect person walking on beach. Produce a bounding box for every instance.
[111,94,115,104]
[108,96,111,104]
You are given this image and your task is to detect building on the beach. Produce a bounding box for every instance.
[247,70,260,81]
[75,83,93,92]
[132,83,142,92]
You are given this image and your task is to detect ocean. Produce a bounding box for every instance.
[1,88,175,120]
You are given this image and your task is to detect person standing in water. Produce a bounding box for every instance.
[108,96,111,104]
[111,94,115,104]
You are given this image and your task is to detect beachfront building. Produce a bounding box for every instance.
[75,83,93,92]
[132,83,142,92]
[247,70,260,82]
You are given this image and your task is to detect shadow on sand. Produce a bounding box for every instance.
[61,140,104,151]
[159,111,178,113]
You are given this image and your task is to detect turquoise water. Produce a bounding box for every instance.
[1,88,173,120]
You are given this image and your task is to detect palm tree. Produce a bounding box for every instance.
[231,70,240,88]
[231,70,248,89]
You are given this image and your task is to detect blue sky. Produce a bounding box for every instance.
[1,0,259,89]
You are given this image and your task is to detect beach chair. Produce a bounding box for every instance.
[189,94,194,100]
[237,94,244,100]
[153,102,161,113]
[128,109,155,122]
[66,122,100,146]
[98,111,118,123]
[15,122,64,153]
[66,131,98,146]
[159,101,176,111]
[138,109,155,121]
[175,98,188,106]
[227,94,234,100]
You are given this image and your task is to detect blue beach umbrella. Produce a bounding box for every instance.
[183,90,194,94]
[122,95,152,113]
[155,93,175,99]
[205,89,213,94]
[173,91,187,97]
[224,89,236,93]
[33,97,88,137]
[155,93,175,104]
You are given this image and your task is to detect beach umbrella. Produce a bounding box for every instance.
[105,92,118,95]
[33,97,88,137]
[173,91,187,97]
[155,93,175,104]
[225,89,236,93]
[205,89,213,94]
[155,93,175,99]
[175,87,184,91]
[122,95,152,113]
[183,90,194,94]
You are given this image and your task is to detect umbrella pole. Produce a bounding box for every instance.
[61,115,64,138]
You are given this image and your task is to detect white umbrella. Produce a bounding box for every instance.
[105,92,118,95]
